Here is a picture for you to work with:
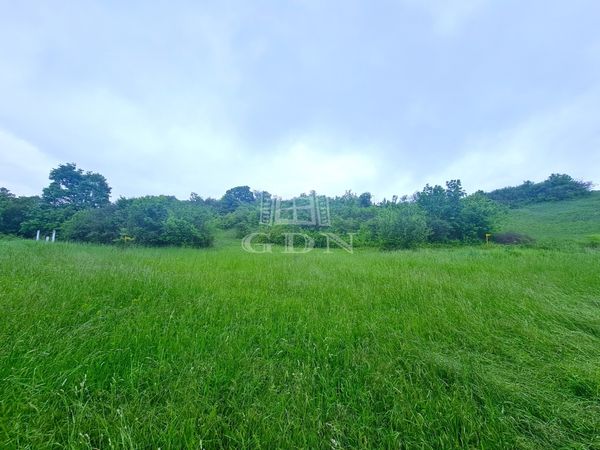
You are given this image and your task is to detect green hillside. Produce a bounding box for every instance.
[499,191,600,244]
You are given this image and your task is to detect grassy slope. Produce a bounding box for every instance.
[0,241,599,448]
[499,191,600,243]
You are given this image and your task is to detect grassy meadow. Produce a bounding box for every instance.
[499,191,600,245]
[1,198,600,448]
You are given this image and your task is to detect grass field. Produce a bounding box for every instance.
[498,191,600,245]
[1,233,599,449]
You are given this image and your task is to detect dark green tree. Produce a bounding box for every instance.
[42,163,111,210]
[220,186,255,213]
[358,192,373,207]
[0,189,40,235]
[116,196,213,247]
[415,179,488,242]
[458,192,503,240]
[415,184,452,241]
[0,196,39,235]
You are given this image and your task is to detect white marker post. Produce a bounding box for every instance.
[45,236,49,242]
[51,230,56,242]
[36,230,40,241]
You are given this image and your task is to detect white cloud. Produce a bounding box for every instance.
[433,88,600,192]
[0,129,58,196]
[403,0,488,34]
[0,1,598,200]
[251,138,379,197]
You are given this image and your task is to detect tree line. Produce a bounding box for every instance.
[0,163,593,249]
[487,174,592,207]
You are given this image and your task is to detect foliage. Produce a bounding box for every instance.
[8,163,112,238]
[458,192,504,241]
[61,206,121,244]
[19,204,75,237]
[60,195,214,248]
[164,215,212,247]
[7,163,589,249]
[42,163,111,210]
[116,196,213,247]
[412,181,501,243]
[373,203,430,249]
[488,173,592,207]
[0,189,39,236]
[358,192,373,207]
[117,196,172,246]
[220,185,255,213]
[221,205,259,238]
[492,232,535,245]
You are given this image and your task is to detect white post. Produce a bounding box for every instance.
[51,230,56,242]
[36,230,40,241]
[45,236,49,242]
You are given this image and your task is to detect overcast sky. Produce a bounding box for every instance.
[1,0,599,200]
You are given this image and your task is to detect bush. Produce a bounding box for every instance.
[413,181,501,243]
[61,206,120,244]
[221,205,259,238]
[164,216,212,247]
[116,196,214,248]
[458,192,503,241]
[0,194,39,236]
[582,234,600,249]
[54,196,215,248]
[492,232,534,245]
[374,204,430,250]
[488,174,592,207]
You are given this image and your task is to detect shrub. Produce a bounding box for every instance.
[164,216,212,247]
[488,174,592,207]
[116,196,214,247]
[582,234,600,249]
[374,204,430,250]
[458,192,503,241]
[61,206,120,244]
[0,194,39,236]
[492,232,534,245]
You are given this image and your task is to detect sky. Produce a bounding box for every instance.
[1,0,599,201]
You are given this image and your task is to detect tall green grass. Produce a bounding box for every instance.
[499,191,600,246]
[0,240,599,448]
